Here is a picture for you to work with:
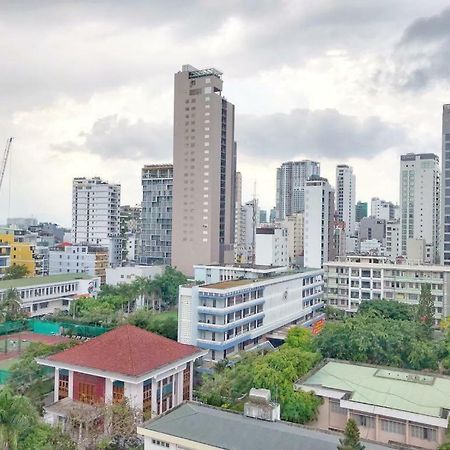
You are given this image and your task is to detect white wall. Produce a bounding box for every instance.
[106,265,164,286]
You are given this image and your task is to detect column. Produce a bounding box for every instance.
[68,370,74,399]
[189,361,194,400]
[53,368,60,403]
[151,380,158,417]
[104,378,113,404]
[405,421,410,445]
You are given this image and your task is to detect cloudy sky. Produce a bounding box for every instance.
[1,0,450,227]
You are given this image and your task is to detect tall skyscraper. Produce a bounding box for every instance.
[400,153,440,263]
[276,160,320,220]
[172,65,236,275]
[442,105,450,265]
[335,165,356,236]
[139,164,173,266]
[72,177,121,266]
[355,201,368,222]
[304,176,335,268]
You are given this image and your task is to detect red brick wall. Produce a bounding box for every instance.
[73,371,105,404]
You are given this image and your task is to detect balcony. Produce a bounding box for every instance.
[198,298,265,316]
[198,312,265,332]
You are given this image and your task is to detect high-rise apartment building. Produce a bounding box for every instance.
[172,65,236,275]
[370,198,399,221]
[276,160,320,220]
[235,199,257,264]
[304,176,336,268]
[442,104,450,265]
[385,220,401,259]
[72,177,121,266]
[139,164,173,266]
[335,165,356,236]
[400,153,440,263]
[355,201,368,223]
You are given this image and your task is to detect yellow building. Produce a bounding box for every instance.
[0,233,36,276]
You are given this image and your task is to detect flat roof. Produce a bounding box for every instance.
[202,279,257,290]
[297,360,450,419]
[139,402,396,450]
[0,273,95,290]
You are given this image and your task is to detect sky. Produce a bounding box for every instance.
[1,0,450,227]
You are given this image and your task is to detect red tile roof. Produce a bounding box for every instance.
[46,324,202,377]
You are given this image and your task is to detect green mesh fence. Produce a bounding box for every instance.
[0,370,10,384]
[0,321,27,336]
[28,319,110,338]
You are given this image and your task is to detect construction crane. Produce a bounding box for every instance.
[0,137,13,194]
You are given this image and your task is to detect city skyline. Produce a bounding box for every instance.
[1,1,450,226]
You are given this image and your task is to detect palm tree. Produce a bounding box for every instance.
[0,387,38,450]
[0,289,23,323]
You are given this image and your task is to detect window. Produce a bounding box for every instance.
[411,424,437,441]
[151,439,169,448]
[112,381,124,404]
[58,370,69,400]
[183,365,191,401]
[381,419,405,435]
[352,414,374,428]
[143,380,152,414]
[330,400,346,414]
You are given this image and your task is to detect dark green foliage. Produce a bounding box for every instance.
[19,423,76,450]
[337,419,365,450]
[315,315,439,370]
[358,299,415,321]
[416,283,435,336]
[198,327,322,424]
[127,310,178,340]
[324,305,346,321]
[2,264,29,280]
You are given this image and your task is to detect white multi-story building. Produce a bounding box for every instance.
[235,199,257,264]
[276,160,320,220]
[335,165,356,236]
[324,257,449,323]
[0,273,100,317]
[304,176,336,268]
[281,213,304,266]
[105,265,164,286]
[49,243,108,284]
[371,198,399,221]
[385,220,401,259]
[441,104,450,266]
[178,264,325,361]
[72,177,121,266]
[400,153,440,264]
[255,227,288,266]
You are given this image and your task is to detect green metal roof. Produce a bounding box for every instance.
[299,360,450,418]
[0,273,95,290]
[139,402,396,450]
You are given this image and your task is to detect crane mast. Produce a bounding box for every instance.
[0,137,13,193]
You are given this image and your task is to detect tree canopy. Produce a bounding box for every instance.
[338,419,365,450]
[2,264,29,280]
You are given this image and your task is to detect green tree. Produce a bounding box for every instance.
[0,387,38,450]
[128,310,178,340]
[358,299,415,321]
[416,283,435,336]
[438,443,450,450]
[20,423,75,450]
[2,264,29,280]
[152,266,187,308]
[284,327,314,351]
[337,419,365,450]
[0,289,26,322]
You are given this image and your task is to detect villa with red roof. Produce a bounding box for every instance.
[37,325,207,423]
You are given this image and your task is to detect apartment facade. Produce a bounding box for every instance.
[275,160,320,220]
[172,65,236,275]
[371,198,399,221]
[72,177,121,266]
[281,213,304,265]
[400,153,440,263]
[296,360,450,450]
[255,227,288,266]
[235,199,256,264]
[335,165,356,236]
[0,232,36,276]
[0,273,100,317]
[324,257,449,322]
[139,164,173,266]
[304,176,335,268]
[49,243,108,284]
[355,201,368,223]
[178,265,325,362]
[441,104,450,265]
[385,220,401,259]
